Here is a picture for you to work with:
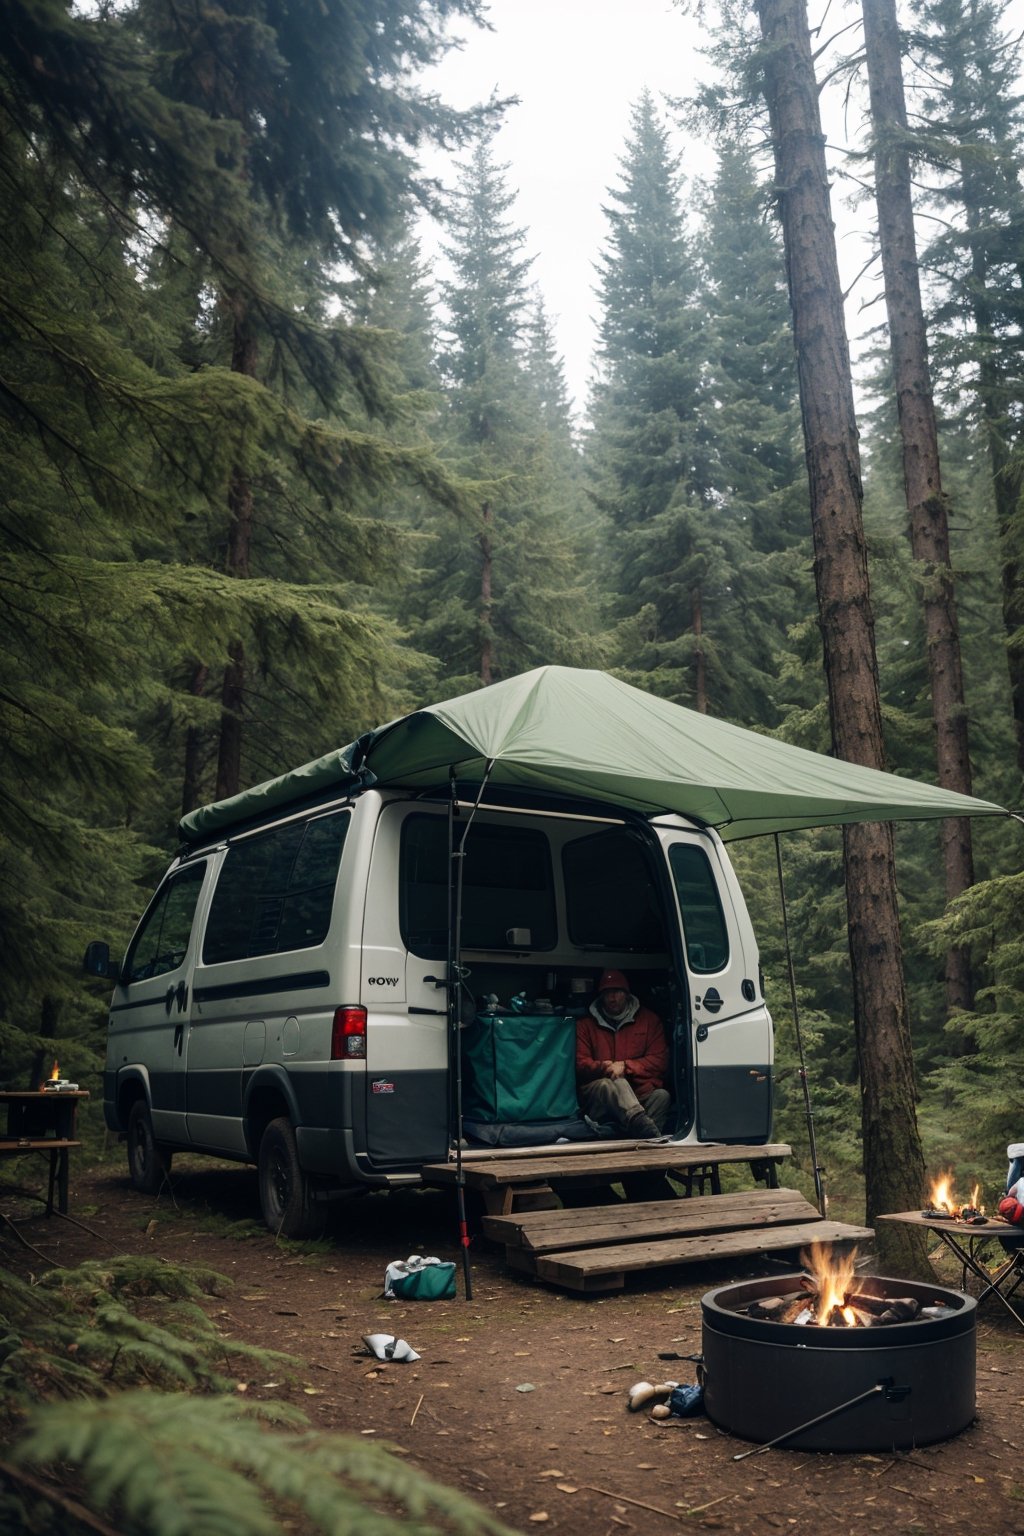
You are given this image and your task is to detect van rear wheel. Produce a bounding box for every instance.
[258,1117,318,1238]
[126,1100,171,1194]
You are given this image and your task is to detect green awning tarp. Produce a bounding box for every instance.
[180,666,1014,845]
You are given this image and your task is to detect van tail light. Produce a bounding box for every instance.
[331,1006,367,1060]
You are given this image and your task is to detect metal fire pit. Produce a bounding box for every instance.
[701,1274,976,1452]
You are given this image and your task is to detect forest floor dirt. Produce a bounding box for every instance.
[5,1152,1024,1536]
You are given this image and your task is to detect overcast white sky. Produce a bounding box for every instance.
[420,0,719,412]
[418,0,1023,418]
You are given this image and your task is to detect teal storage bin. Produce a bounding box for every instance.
[460,1013,578,1124]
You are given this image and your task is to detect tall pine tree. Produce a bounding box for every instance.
[409,126,597,691]
[588,91,714,707]
[694,139,814,728]
[909,0,1024,781]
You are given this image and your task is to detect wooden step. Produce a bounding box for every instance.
[531,1219,875,1293]
[424,1142,791,1190]
[483,1187,821,1254]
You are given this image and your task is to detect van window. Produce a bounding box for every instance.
[202,812,348,964]
[563,829,667,951]
[668,843,729,973]
[124,862,206,982]
[401,816,556,956]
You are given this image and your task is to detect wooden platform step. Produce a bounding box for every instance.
[484,1187,822,1254]
[527,1217,874,1293]
[424,1142,792,1192]
[482,1187,873,1293]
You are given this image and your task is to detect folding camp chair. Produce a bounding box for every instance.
[975,1142,1024,1320]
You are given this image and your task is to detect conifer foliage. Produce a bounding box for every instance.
[909,0,1024,779]
[0,0,484,1059]
[588,91,713,707]
[412,126,596,692]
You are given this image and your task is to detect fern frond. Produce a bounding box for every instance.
[0,1257,297,1419]
[11,1392,516,1536]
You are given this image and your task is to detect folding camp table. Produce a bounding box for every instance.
[0,1089,89,1214]
[878,1210,1024,1329]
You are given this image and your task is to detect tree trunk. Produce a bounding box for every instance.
[181,660,209,817]
[30,995,60,1090]
[480,501,494,687]
[692,584,707,714]
[754,0,929,1275]
[861,0,975,1017]
[215,296,258,800]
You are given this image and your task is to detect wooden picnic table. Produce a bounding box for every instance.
[0,1089,89,1214]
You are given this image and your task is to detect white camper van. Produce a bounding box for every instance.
[86,671,779,1237]
[89,787,773,1236]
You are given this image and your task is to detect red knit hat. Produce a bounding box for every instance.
[596,969,629,995]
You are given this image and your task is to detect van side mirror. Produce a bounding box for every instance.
[83,941,116,980]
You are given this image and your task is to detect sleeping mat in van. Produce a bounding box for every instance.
[460,1013,599,1145]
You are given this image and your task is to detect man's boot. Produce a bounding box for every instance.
[624,1110,662,1140]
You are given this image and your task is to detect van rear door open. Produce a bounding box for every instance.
[659,828,773,1143]
[360,803,450,1167]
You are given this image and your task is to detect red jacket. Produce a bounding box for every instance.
[576,1006,669,1101]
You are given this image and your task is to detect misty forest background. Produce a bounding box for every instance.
[3,0,1024,1210]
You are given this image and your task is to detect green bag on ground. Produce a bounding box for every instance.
[390,1262,456,1300]
[384,1255,457,1300]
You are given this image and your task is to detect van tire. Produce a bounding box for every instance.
[258,1118,317,1239]
[126,1100,171,1194]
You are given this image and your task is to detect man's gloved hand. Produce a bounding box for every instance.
[998,1195,1024,1225]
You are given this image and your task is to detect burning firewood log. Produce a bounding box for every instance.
[843,1290,919,1320]
[747,1295,790,1319]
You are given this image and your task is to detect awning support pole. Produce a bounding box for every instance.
[448,761,495,1301]
[774,833,826,1216]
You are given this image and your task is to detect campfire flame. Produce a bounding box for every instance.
[740,1245,932,1329]
[801,1240,859,1326]
[926,1170,985,1219]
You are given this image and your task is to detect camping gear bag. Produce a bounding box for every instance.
[461,1012,578,1124]
[384,1255,457,1300]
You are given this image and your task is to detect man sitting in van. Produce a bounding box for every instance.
[576,970,670,1140]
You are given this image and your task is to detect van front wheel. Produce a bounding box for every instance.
[258,1118,317,1238]
[126,1100,171,1194]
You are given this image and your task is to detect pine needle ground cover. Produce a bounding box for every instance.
[5,1159,1024,1534]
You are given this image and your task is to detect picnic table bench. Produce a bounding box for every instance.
[0,1089,88,1215]
[484,1186,874,1292]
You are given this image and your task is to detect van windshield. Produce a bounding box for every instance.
[401,816,556,956]
[124,862,206,982]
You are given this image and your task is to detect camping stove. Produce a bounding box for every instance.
[701,1274,976,1452]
